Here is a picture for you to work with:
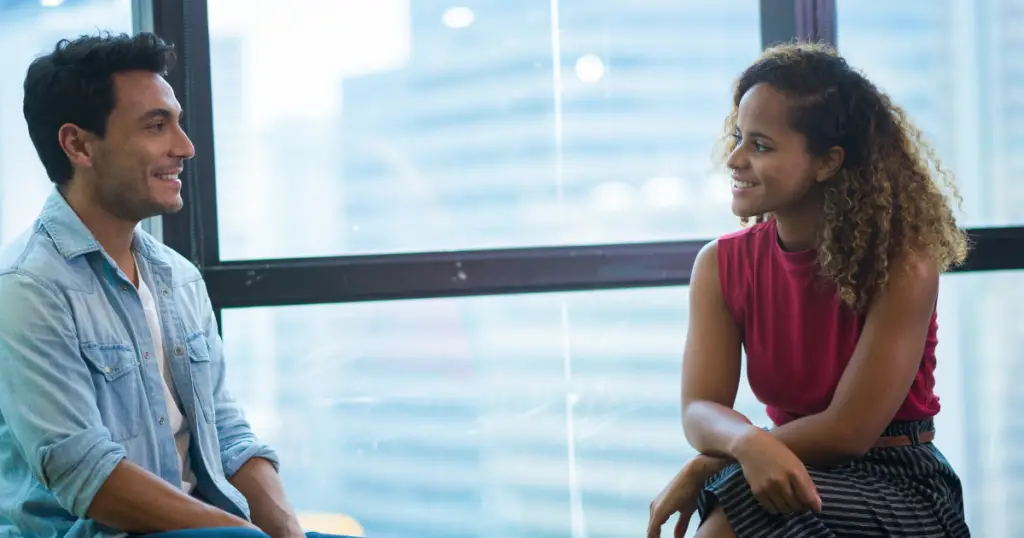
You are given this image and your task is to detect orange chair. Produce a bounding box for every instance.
[297,512,365,537]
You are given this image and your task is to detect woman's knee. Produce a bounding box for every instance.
[694,507,736,538]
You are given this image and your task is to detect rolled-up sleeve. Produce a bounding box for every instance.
[0,272,126,517]
[199,283,280,478]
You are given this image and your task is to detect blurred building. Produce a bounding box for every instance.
[1,0,1022,536]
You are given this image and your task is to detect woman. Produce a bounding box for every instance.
[647,43,971,538]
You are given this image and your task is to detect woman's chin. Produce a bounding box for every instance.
[731,201,763,219]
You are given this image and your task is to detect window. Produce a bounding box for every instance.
[207,0,761,260]
[223,286,770,537]
[836,0,1024,227]
[151,2,1024,537]
[0,0,133,244]
[933,271,1024,537]
[221,272,1008,536]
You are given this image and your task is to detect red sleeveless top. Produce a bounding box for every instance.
[716,219,940,426]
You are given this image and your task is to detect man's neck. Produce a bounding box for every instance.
[59,186,139,285]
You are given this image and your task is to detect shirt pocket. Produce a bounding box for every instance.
[186,333,216,424]
[80,343,144,441]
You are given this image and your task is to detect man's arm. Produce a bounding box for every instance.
[229,458,303,537]
[199,282,300,536]
[0,272,252,533]
[91,460,255,532]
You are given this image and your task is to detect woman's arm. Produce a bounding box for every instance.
[680,241,820,514]
[770,251,939,460]
[647,453,733,537]
[679,240,752,457]
[683,242,940,466]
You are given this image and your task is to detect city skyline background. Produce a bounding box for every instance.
[0,0,1020,536]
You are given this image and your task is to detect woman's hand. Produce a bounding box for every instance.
[648,454,729,538]
[735,428,823,515]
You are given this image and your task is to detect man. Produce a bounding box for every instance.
[0,33,349,538]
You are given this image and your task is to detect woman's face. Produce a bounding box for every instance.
[726,83,839,219]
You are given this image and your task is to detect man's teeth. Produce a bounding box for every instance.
[733,180,756,188]
[156,173,179,180]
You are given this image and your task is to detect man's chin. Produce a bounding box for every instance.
[161,200,185,214]
[154,195,184,214]
[128,199,183,222]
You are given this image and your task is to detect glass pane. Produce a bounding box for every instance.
[208,1,761,260]
[221,273,1008,536]
[933,272,1023,538]
[0,0,132,244]
[836,0,1024,227]
[222,287,768,537]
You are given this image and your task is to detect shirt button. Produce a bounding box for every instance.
[120,284,129,292]
[158,417,165,425]
[174,347,184,356]
[144,351,151,359]
[104,367,111,373]
[162,289,170,297]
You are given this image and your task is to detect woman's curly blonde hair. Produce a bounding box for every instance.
[718,42,969,310]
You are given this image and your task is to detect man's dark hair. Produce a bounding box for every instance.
[23,32,177,184]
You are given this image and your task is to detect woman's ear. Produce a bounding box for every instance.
[815,146,845,182]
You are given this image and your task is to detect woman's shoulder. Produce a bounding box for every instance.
[704,220,777,308]
[716,219,775,257]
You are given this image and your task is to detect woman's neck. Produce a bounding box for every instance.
[774,203,823,252]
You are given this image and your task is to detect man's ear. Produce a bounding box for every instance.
[815,146,845,182]
[58,123,99,170]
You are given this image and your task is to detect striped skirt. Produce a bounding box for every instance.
[696,420,970,537]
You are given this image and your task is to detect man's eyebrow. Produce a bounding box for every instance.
[138,108,183,122]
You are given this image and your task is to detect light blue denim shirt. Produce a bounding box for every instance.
[0,190,279,537]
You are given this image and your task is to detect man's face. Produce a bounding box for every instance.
[88,70,195,222]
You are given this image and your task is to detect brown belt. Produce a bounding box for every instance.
[873,430,934,448]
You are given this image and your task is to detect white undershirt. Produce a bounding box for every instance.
[137,261,197,493]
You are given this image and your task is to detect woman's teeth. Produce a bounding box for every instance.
[733,180,756,189]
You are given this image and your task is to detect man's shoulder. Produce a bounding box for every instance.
[0,222,72,288]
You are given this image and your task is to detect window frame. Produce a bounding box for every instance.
[141,0,1024,320]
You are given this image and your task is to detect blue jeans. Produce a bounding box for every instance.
[140,530,354,538]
